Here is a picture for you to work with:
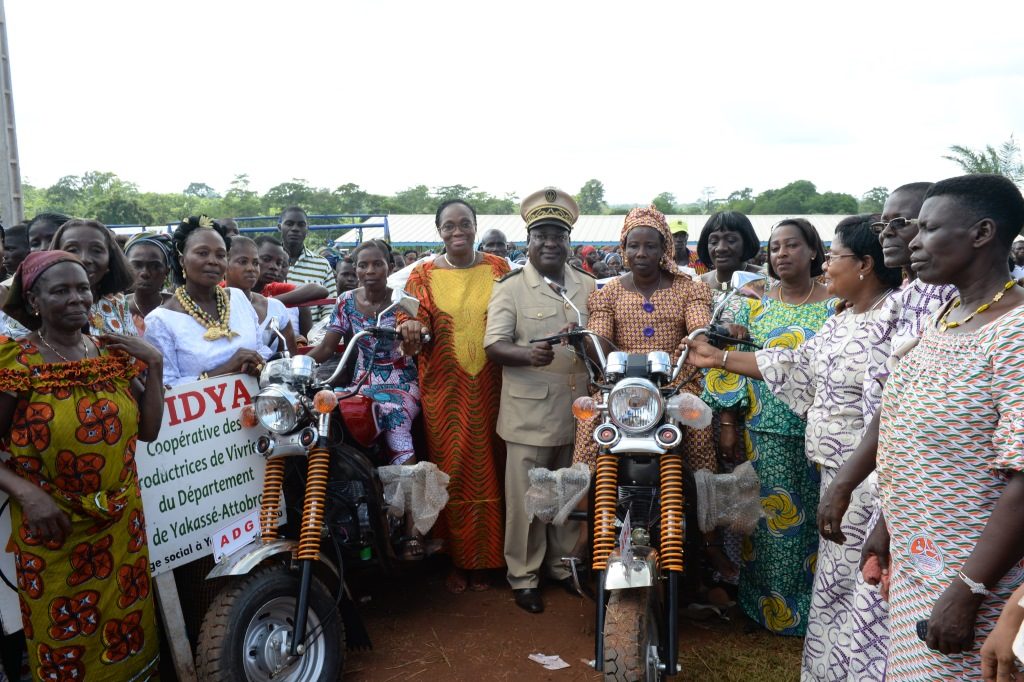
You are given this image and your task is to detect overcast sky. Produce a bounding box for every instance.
[6,1,1024,205]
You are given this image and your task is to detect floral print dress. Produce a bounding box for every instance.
[0,337,158,681]
[326,290,420,464]
[703,295,835,636]
[755,299,896,681]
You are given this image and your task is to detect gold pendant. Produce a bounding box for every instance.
[203,326,238,341]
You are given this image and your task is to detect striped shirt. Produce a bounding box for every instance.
[286,248,337,322]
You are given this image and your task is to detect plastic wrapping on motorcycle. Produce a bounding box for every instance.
[693,461,763,534]
[604,545,659,590]
[523,462,591,526]
[377,462,450,535]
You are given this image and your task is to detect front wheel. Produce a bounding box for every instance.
[603,589,663,681]
[195,565,344,682]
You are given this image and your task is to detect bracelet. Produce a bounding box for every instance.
[719,421,736,427]
[721,350,730,370]
[957,569,992,597]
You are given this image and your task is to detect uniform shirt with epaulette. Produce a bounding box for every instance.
[484,262,596,446]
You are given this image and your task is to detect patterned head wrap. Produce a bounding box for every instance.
[620,205,677,275]
[3,251,86,330]
[125,232,173,268]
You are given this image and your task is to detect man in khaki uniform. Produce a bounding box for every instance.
[484,187,595,614]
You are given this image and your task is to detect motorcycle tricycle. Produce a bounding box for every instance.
[533,271,764,681]
[194,290,432,681]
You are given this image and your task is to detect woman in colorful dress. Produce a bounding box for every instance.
[695,211,766,305]
[143,216,267,387]
[683,215,904,680]
[0,250,165,681]
[702,218,834,636]
[869,174,1024,680]
[397,200,509,593]
[50,220,139,337]
[311,240,423,559]
[573,205,715,473]
[124,233,174,335]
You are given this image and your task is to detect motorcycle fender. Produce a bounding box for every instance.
[603,546,660,591]
[609,437,666,455]
[204,539,340,581]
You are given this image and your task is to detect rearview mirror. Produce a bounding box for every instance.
[391,290,420,318]
[730,271,766,290]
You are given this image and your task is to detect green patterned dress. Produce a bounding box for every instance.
[703,295,835,635]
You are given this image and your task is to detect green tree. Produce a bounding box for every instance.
[721,188,755,214]
[752,180,818,214]
[388,185,434,214]
[858,187,889,213]
[183,182,220,199]
[943,135,1024,184]
[652,192,677,214]
[576,179,606,214]
[809,191,858,214]
[222,174,261,217]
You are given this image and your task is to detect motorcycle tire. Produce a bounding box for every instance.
[602,589,664,682]
[195,565,344,682]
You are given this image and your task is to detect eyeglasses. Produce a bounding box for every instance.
[823,253,858,264]
[439,220,475,235]
[870,217,918,235]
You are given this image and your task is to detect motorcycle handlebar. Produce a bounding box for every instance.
[324,327,429,386]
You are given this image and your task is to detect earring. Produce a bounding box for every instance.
[859,274,864,281]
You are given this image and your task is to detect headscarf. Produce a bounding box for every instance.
[4,250,86,330]
[620,205,677,275]
[125,232,173,268]
[579,245,597,273]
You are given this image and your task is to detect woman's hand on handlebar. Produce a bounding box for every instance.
[678,337,724,369]
[397,320,428,356]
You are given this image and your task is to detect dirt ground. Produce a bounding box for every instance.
[343,557,802,682]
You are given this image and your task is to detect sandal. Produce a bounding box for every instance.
[399,536,425,561]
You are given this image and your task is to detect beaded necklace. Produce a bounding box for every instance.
[939,279,1015,332]
[175,286,239,341]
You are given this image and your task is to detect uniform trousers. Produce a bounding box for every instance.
[504,441,580,589]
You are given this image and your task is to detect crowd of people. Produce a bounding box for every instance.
[0,176,1017,680]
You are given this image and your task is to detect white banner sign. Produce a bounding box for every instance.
[138,374,272,576]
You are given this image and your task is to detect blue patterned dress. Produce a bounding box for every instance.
[704,295,835,636]
[327,290,420,463]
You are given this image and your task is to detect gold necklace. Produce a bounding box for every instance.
[38,330,89,363]
[780,282,815,306]
[175,286,239,341]
[442,253,477,269]
[939,279,1016,331]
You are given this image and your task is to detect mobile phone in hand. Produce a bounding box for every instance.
[916,620,928,642]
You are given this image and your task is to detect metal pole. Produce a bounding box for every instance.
[0,0,23,226]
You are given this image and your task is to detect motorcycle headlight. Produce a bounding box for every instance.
[607,378,664,434]
[254,386,302,434]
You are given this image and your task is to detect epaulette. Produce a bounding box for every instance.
[571,264,596,279]
[497,268,525,283]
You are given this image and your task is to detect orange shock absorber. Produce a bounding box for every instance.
[259,457,286,544]
[591,451,618,571]
[295,446,331,561]
[659,451,685,572]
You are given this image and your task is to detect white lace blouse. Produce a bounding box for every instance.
[144,287,270,386]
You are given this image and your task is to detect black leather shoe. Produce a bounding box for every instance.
[513,588,544,613]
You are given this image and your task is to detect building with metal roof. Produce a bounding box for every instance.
[333,214,849,248]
